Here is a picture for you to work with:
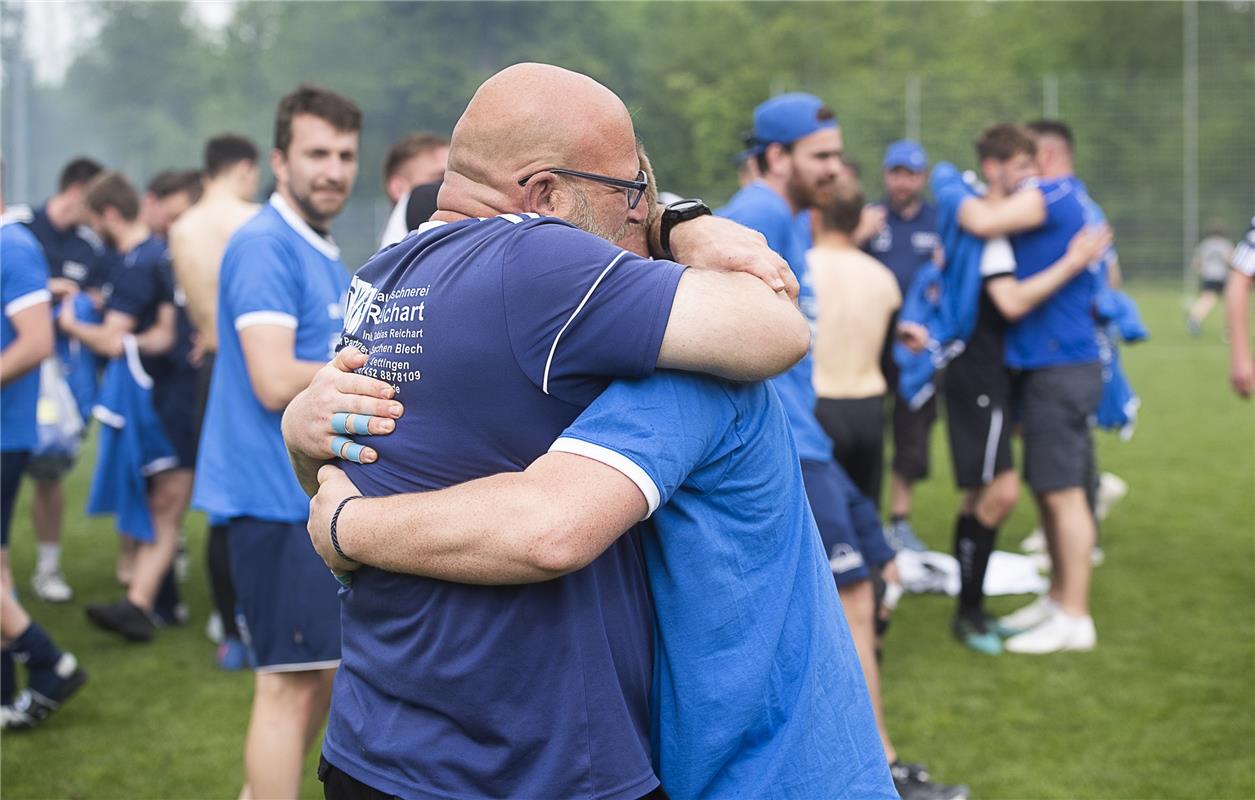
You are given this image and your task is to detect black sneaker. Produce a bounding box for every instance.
[0,653,88,731]
[86,599,155,642]
[890,761,970,800]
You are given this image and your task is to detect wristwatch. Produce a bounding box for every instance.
[659,199,712,261]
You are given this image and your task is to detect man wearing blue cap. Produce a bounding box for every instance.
[866,140,941,551]
[720,94,968,800]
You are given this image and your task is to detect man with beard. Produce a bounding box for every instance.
[865,141,941,548]
[191,85,361,799]
[719,93,967,800]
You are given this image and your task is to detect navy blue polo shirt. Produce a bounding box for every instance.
[864,200,939,295]
[22,204,114,290]
[327,214,685,800]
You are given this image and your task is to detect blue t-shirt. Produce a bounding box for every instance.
[1,220,52,452]
[1006,178,1097,369]
[328,214,685,800]
[717,182,833,462]
[21,204,113,289]
[552,372,895,800]
[193,194,350,522]
[865,200,940,295]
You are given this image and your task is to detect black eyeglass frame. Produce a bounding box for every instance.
[518,167,649,209]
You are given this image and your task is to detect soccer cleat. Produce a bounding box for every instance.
[31,569,74,603]
[998,595,1058,636]
[1020,527,1046,554]
[206,611,225,645]
[1004,610,1096,654]
[215,638,254,671]
[951,615,1002,655]
[890,761,970,800]
[1094,472,1128,522]
[85,599,155,643]
[0,654,87,731]
[885,519,927,553]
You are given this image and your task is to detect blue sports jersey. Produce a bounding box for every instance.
[327,214,684,800]
[717,182,833,462]
[865,200,940,295]
[57,294,103,422]
[87,336,178,541]
[193,194,350,522]
[1,220,52,452]
[20,204,113,289]
[552,372,894,800]
[1006,178,1097,369]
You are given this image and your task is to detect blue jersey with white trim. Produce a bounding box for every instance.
[327,214,684,800]
[193,194,350,522]
[717,182,834,462]
[1,220,52,452]
[553,371,895,800]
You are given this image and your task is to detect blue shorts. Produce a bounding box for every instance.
[228,517,342,672]
[1,451,31,548]
[154,371,198,469]
[801,459,896,587]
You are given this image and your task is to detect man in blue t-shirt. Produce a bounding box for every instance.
[0,173,89,732]
[191,85,363,800]
[865,140,942,549]
[280,65,811,800]
[957,127,1105,655]
[59,172,195,641]
[12,157,113,604]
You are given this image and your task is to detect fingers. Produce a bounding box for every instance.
[330,436,369,463]
[317,464,346,484]
[330,412,390,436]
[332,369,395,401]
[332,346,369,372]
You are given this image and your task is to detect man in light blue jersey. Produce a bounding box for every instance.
[192,84,361,799]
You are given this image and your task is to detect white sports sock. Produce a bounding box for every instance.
[35,544,61,575]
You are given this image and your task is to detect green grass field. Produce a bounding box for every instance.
[2,285,1252,799]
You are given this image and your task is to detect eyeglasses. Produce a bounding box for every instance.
[518,168,649,209]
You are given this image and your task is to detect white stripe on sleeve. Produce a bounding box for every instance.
[235,310,298,331]
[4,288,51,317]
[549,437,661,519]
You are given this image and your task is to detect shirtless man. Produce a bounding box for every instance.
[167,134,260,669]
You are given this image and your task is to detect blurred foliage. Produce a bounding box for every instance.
[8,0,1254,271]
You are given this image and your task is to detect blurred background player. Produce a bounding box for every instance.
[142,169,203,239]
[1187,220,1233,336]
[1,164,89,730]
[14,157,112,603]
[1225,215,1255,398]
[865,140,940,550]
[192,85,360,798]
[61,172,196,641]
[169,133,261,669]
[378,131,448,247]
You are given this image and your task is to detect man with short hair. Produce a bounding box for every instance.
[14,157,112,603]
[1188,221,1233,336]
[142,170,203,239]
[865,140,940,546]
[1226,216,1255,398]
[192,85,363,798]
[168,133,261,670]
[378,132,449,247]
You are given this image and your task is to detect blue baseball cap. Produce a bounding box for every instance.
[883,140,928,172]
[747,93,838,154]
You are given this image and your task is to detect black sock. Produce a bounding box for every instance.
[10,622,65,697]
[153,566,181,621]
[1,649,15,705]
[206,524,240,639]
[954,513,997,619]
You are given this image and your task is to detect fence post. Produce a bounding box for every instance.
[1183,0,1199,300]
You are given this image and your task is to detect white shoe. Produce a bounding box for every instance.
[1004,610,1096,654]
[998,595,1058,635]
[1095,473,1128,521]
[1091,547,1105,567]
[1020,528,1046,554]
[31,569,74,603]
[206,612,224,645]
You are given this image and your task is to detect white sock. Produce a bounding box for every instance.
[35,544,61,575]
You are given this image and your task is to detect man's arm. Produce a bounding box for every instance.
[133,304,176,356]
[985,224,1112,322]
[1225,271,1254,398]
[308,456,647,584]
[649,212,799,300]
[60,305,137,359]
[239,324,324,412]
[0,300,53,386]
[958,188,1047,239]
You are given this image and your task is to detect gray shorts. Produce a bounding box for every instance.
[1017,362,1102,494]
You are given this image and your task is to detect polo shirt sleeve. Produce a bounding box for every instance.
[225,235,302,332]
[980,237,1016,281]
[2,231,51,316]
[107,256,160,320]
[549,372,735,518]
[503,220,685,405]
[1232,220,1255,278]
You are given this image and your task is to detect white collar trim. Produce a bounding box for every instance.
[269,193,340,260]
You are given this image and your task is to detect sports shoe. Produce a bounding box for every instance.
[216,638,254,671]
[998,595,1058,636]
[0,653,87,731]
[1094,472,1128,522]
[31,569,74,603]
[890,761,969,800]
[1004,610,1096,654]
[174,541,190,583]
[85,599,155,642]
[885,519,927,552]
[1186,315,1201,337]
[951,614,1002,655]
[1091,546,1106,567]
[206,611,225,645]
[1020,527,1046,554]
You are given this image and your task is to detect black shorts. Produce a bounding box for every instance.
[882,351,937,481]
[1015,362,1103,494]
[815,395,885,507]
[154,369,199,470]
[945,358,1013,489]
[1200,277,1226,294]
[1,451,31,547]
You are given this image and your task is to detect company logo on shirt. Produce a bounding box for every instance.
[344,276,377,336]
[828,543,865,574]
[63,261,88,282]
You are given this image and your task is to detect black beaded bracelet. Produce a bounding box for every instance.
[330,495,362,563]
